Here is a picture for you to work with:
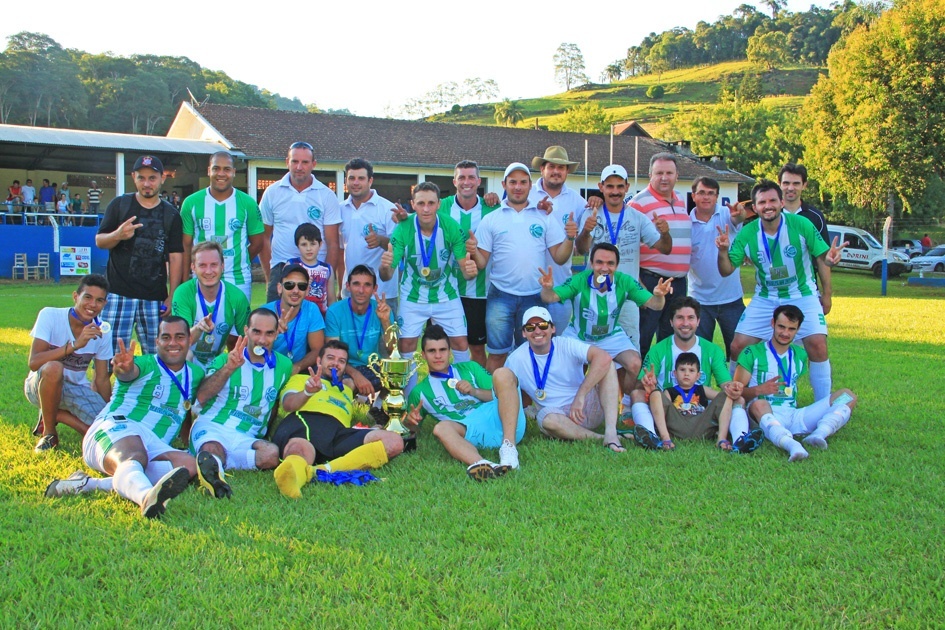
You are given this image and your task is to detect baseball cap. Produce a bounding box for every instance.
[132,155,164,173]
[281,263,307,281]
[503,162,531,181]
[600,164,628,182]
[522,306,553,326]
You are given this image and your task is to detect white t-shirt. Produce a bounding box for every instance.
[506,336,591,410]
[21,185,36,204]
[28,307,113,385]
[476,203,565,296]
[259,173,342,268]
[577,203,662,279]
[339,190,398,299]
[689,205,744,305]
[529,180,586,284]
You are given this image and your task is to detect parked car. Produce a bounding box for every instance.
[890,238,925,258]
[911,246,945,273]
[827,225,912,277]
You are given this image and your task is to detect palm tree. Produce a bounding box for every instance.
[493,99,524,127]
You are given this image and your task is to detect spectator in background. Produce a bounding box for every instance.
[170,191,181,209]
[57,193,71,225]
[60,182,71,201]
[921,234,933,252]
[72,194,85,226]
[87,181,102,214]
[39,179,55,211]
[21,179,36,206]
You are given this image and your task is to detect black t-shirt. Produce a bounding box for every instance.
[98,195,183,301]
[797,202,830,246]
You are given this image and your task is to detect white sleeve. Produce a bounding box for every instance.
[476,215,495,253]
[322,193,342,226]
[259,189,274,226]
[545,214,565,248]
[30,308,54,343]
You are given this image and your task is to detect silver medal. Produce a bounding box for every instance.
[447,378,459,389]
[98,321,111,334]
[535,389,546,401]
[253,346,265,357]
[596,274,606,285]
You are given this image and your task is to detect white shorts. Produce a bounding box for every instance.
[563,328,637,361]
[618,304,641,348]
[24,371,107,425]
[83,416,179,473]
[736,295,828,341]
[397,297,467,338]
[768,396,834,435]
[535,386,605,435]
[190,421,259,469]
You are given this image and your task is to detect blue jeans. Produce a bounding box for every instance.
[638,271,688,360]
[695,298,745,360]
[485,285,543,354]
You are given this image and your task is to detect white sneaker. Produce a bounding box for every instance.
[45,471,91,498]
[499,440,519,470]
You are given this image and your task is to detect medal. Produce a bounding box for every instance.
[183,400,192,411]
[156,357,190,412]
[348,299,373,354]
[761,215,784,271]
[253,345,265,356]
[70,308,111,334]
[681,403,691,411]
[287,351,294,360]
[420,267,431,277]
[529,342,554,404]
[99,321,112,334]
[416,215,438,279]
[784,386,793,397]
[197,283,222,332]
[595,274,606,285]
[447,378,459,389]
[768,340,794,399]
[277,302,298,360]
[244,347,275,368]
[674,384,696,411]
[535,389,546,401]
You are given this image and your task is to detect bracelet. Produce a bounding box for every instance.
[64,341,73,356]
[302,386,316,397]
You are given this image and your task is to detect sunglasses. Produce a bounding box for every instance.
[523,321,552,333]
[282,281,309,291]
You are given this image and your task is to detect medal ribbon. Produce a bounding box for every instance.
[761,215,784,265]
[603,205,625,245]
[156,357,190,406]
[768,341,793,392]
[587,273,613,292]
[322,367,344,391]
[415,215,438,271]
[243,348,275,369]
[277,302,298,356]
[69,307,103,328]
[673,384,696,405]
[529,342,554,395]
[348,299,373,353]
[428,367,454,380]
[197,284,223,328]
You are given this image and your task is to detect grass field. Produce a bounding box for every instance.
[2,270,944,627]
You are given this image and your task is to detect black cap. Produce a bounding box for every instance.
[281,263,307,281]
[132,155,164,173]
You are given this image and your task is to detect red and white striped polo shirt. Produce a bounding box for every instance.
[629,185,691,278]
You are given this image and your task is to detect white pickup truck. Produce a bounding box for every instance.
[826,225,912,277]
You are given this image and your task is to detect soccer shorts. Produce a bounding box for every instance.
[736,295,828,341]
[397,297,467,338]
[83,416,179,473]
[190,421,260,469]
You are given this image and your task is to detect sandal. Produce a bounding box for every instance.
[660,440,676,451]
[604,441,626,453]
[717,439,733,452]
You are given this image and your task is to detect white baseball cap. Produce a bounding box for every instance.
[522,306,553,326]
[504,162,532,181]
[600,164,628,182]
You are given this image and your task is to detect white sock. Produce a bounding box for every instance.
[809,359,832,402]
[804,403,852,448]
[236,449,257,471]
[145,460,173,485]
[621,394,632,408]
[452,348,470,364]
[631,402,656,433]
[759,413,808,461]
[729,405,749,440]
[113,460,152,506]
[85,477,113,493]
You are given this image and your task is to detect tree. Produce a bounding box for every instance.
[762,0,786,19]
[603,63,623,83]
[646,85,665,99]
[553,43,589,90]
[550,102,611,134]
[802,0,945,216]
[494,99,524,127]
[746,30,791,69]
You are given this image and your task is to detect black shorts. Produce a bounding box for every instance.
[271,412,368,463]
[461,297,487,346]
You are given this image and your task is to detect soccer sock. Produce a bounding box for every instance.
[84,477,113,493]
[804,403,852,449]
[729,405,749,440]
[452,348,470,364]
[809,359,832,402]
[621,394,633,408]
[113,460,152,506]
[145,460,173,485]
[759,413,808,461]
[317,441,388,473]
[274,455,312,500]
[631,402,656,433]
[237,449,258,471]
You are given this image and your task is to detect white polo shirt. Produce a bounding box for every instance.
[476,202,565,296]
[506,336,591,411]
[688,205,744,305]
[529,179,586,284]
[339,190,398,299]
[259,173,342,268]
[578,203,662,280]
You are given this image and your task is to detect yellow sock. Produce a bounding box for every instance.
[314,441,388,474]
[274,455,312,499]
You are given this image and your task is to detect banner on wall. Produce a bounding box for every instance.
[60,246,91,276]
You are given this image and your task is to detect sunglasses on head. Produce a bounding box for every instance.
[289,141,314,151]
[523,321,552,333]
[282,281,309,291]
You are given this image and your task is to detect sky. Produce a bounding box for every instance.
[2,0,826,118]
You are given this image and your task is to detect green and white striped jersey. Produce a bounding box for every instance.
[737,341,807,408]
[407,361,492,422]
[171,278,250,369]
[101,355,205,443]
[196,351,293,437]
[389,211,467,304]
[180,188,264,291]
[640,337,731,389]
[728,212,829,299]
[553,270,652,341]
[442,194,498,299]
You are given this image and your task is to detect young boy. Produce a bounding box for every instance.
[634,352,758,453]
[288,223,334,316]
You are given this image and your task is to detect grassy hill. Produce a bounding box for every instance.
[428,61,824,137]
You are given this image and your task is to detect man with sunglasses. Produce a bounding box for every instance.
[190,308,294,498]
[505,307,626,452]
[260,141,342,302]
[262,264,326,375]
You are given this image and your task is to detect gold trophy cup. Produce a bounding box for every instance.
[367,323,419,438]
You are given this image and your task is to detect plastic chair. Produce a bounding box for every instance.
[12,253,28,279]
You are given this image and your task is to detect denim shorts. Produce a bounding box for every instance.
[484,285,543,355]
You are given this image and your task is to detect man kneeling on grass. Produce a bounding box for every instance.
[45,317,204,519]
[405,324,525,481]
[635,352,754,452]
[505,306,626,453]
[734,304,857,462]
[272,340,404,499]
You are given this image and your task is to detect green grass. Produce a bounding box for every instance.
[2,271,944,627]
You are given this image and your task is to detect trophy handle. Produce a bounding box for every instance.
[366,353,381,378]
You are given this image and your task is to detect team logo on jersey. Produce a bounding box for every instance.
[307,206,322,221]
[238,386,250,400]
[153,384,165,399]
[217,323,230,336]
[439,249,451,262]
[784,245,798,257]
[229,218,243,231]
[265,387,277,402]
[193,429,207,442]
[200,218,213,231]
[109,423,127,432]
[361,223,380,236]
[529,224,544,239]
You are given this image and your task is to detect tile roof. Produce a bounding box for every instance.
[195,103,752,183]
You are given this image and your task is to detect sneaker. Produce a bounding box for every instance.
[45,471,90,498]
[32,412,44,437]
[498,440,519,470]
[732,428,765,454]
[466,461,496,482]
[34,434,59,453]
[197,452,232,499]
[632,425,661,450]
[491,463,512,477]
[141,466,191,519]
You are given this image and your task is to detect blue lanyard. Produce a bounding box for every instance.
[156,357,190,404]
[768,341,793,388]
[322,368,344,391]
[428,366,454,380]
[276,302,298,354]
[197,284,223,328]
[587,273,613,292]
[673,384,696,404]
[243,348,275,369]
[761,215,784,265]
[529,342,554,393]
[603,205,625,245]
[348,299,373,353]
[69,307,102,328]
[415,215,438,269]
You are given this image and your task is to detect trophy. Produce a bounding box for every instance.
[367,323,420,439]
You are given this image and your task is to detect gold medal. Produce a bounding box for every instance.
[183,400,192,411]
[784,386,793,396]
[535,389,546,401]
[420,267,431,277]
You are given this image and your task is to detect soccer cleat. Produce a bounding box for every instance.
[140,467,191,519]
[498,440,519,470]
[466,461,496,482]
[45,471,90,498]
[197,452,232,499]
[632,425,661,450]
[618,409,635,429]
[732,428,765,454]
[34,434,59,453]
[491,463,512,477]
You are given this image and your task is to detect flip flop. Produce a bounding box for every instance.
[604,441,625,453]
[660,440,676,451]
[717,439,733,452]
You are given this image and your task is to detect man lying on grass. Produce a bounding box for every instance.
[405,324,525,481]
[45,317,203,519]
[734,304,857,462]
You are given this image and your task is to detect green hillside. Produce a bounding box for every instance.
[428,61,823,137]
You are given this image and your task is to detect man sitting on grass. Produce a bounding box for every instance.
[505,306,626,453]
[26,274,113,453]
[272,340,404,499]
[45,317,203,519]
[734,304,857,462]
[405,324,525,481]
